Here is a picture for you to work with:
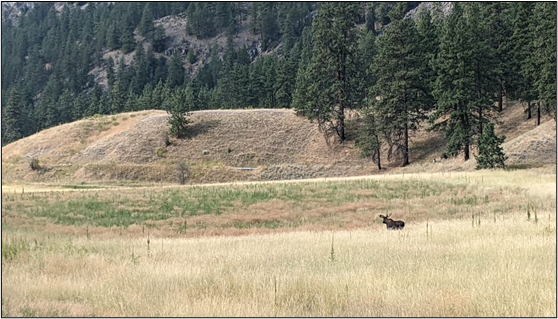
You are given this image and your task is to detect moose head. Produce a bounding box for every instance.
[378,213,405,230]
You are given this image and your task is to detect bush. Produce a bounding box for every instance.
[29,158,41,171]
[476,123,508,169]
[177,162,191,185]
[156,147,167,158]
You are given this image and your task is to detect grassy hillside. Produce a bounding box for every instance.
[1,102,555,185]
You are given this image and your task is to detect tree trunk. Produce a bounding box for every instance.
[339,102,345,142]
[478,105,483,136]
[377,148,381,170]
[403,121,409,166]
[464,143,470,161]
[527,101,532,119]
[498,87,503,112]
[537,101,541,126]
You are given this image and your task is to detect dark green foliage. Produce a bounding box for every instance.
[186,2,217,39]
[532,2,557,119]
[138,3,155,37]
[167,51,185,89]
[430,3,499,161]
[187,49,197,64]
[165,86,194,138]
[370,4,432,166]
[357,106,383,170]
[2,88,25,144]
[476,123,507,169]
[2,0,555,153]
[293,3,362,142]
[150,26,167,53]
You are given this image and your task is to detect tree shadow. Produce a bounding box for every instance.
[183,119,221,139]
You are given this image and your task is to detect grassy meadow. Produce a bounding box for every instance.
[1,168,556,316]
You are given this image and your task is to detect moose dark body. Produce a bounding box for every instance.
[379,214,405,230]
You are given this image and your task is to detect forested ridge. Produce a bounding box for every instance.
[1,2,556,168]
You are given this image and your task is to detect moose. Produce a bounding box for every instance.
[378,214,405,230]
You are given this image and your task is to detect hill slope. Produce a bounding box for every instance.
[2,102,555,185]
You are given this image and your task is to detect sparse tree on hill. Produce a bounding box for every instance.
[165,86,194,138]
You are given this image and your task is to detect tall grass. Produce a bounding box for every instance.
[1,169,556,316]
[1,211,555,317]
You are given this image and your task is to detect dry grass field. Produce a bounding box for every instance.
[2,102,555,185]
[2,168,556,317]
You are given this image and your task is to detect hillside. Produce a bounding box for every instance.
[2,102,555,185]
[1,109,373,184]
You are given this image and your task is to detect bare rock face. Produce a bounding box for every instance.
[405,2,454,20]
[1,2,34,24]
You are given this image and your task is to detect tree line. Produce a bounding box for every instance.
[2,2,556,170]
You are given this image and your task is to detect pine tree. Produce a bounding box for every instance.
[138,3,155,37]
[187,49,197,64]
[2,88,24,144]
[484,2,514,112]
[357,105,383,170]
[167,51,184,89]
[293,3,362,143]
[57,89,75,124]
[476,122,507,169]
[466,2,499,137]
[430,3,497,161]
[260,3,280,51]
[532,2,557,120]
[106,57,116,88]
[369,4,432,166]
[151,26,167,53]
[106,24,120,50]
[416,7,439,101]
[510,2,537,119]
[165,86,194,138]
[110,80,126,114]
[275,49,300,108]
[120,27,136,54]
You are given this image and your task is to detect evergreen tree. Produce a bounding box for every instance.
[151,25,167,53]
[416,7,439,101]
[370,4,432,166]
[484,2,514,112]
[187,49,197,64]
[275,49,300,108]
[106,57,116,88]
[165,86,194,138]
[475,122,507,169]
[138,3,155,37]
[167,51,185,88]
[260,3,280,51]
[430,3,497,161]
[293,3,362,143]
[2,88,25,144]
[466,2,499,137]
[357,105,383,170]
[57,89,75,124]
[510,2,537,119]
[120,27,136,54]
[532,2,557,120]
[110,80,126,114]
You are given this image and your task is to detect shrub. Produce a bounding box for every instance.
[177,162,191,184]
[476,123,508,169]
[29,158,41,171]
[156,147,167,158]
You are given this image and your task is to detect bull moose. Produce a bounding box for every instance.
[378,214,405,230]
